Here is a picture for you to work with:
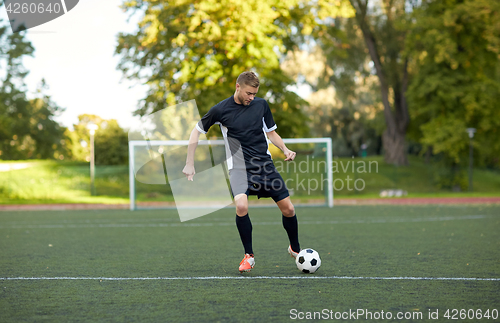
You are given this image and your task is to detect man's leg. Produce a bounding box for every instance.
[235,193,252,254]
[235,193,254,272]
[276,197,300,255]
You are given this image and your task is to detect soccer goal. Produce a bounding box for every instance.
[128,138,333,211]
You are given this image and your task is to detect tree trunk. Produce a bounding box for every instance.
[352,0,410,166]
[383,130,408,166]
[425,146,432,164]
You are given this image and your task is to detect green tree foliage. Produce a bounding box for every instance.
[406,0,500,168]
[95,120,129,165]
[282,47,382,156]
[115,0,352,138]
[0,10,66,160]
[68,115,129,165]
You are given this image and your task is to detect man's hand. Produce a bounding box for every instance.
[284,148,296,161]
[182,164,195,181]
[267,131,296,162]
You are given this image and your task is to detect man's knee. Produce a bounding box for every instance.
[236,204,248,216]
[281,202,295,217]
[235,194,248,216]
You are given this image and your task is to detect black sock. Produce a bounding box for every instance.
[282,214,300,253]
[236,214,253,255]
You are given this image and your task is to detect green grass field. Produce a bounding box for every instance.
[1,205,499,322]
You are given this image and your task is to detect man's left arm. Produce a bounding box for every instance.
[267,130,296,161]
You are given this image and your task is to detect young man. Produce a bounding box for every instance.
[182,71,301,272]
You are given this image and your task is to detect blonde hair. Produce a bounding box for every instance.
[236,71,260,88]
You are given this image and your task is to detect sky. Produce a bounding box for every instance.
[8,0,148,131]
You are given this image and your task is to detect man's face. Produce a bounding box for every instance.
[236,84,258,106]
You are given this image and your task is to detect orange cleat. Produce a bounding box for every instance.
[288,245,300,259]
[239,253,255,272]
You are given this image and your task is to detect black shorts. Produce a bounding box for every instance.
[229,167,289,203]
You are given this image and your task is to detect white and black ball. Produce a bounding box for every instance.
[295,248,321,273]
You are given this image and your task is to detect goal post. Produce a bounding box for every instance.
[128,138,333,211]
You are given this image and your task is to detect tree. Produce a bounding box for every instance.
[348,0,414,165]
[406,0,500,169]
[115,0,352,139]
[28,80,67,159]
[282,47,383,156]
[68,114,129,165]
[94,120,129,165]
[0,8,66,160]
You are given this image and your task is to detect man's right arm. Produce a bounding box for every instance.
[184,100,221,180]
[182,127,202,181]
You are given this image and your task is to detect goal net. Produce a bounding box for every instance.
[128,138,333,216]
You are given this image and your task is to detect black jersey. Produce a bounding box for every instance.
[196,96,277,172]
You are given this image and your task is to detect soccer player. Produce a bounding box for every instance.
[182,71,301,272]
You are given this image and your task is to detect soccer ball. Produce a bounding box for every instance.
[295,248,321,273]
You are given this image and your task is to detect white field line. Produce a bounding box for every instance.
[0,215,489,229]
[1,276,499,281]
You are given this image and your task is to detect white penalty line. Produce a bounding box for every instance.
[1,276,499,281]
